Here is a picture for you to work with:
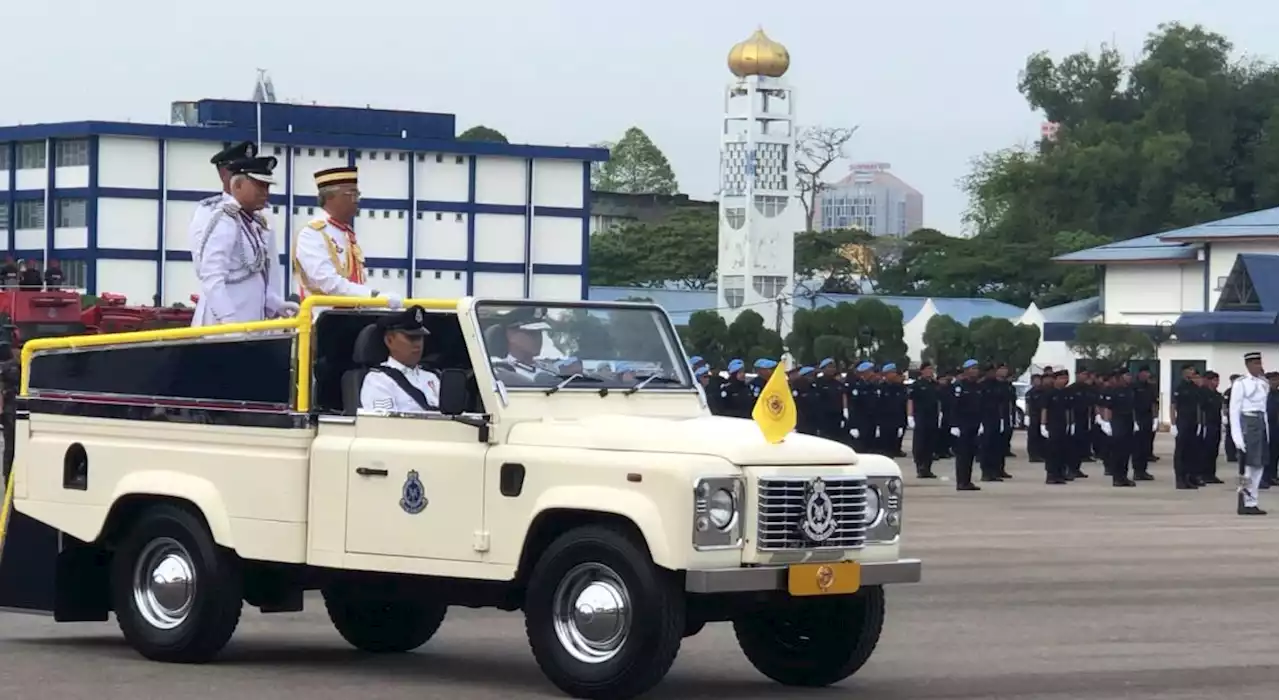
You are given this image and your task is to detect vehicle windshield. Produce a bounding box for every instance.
[475,301,692,391]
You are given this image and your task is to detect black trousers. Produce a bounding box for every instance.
[953,428,979,486]
[913,424,937,474]
[1003,422,1015,455]
[1134,416,1154,470]
[1046,432,1069,480]
[1268,427,1278,482]
[1173,426,1198,484]
[1106,426,1134,481]
[1202,429,1221,479]
[1028,418,1044,460]
[978,422,1003,478]
[1224,430,1238,463]
[1072,423,1092,472]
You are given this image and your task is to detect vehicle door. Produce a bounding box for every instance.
[344,411,487,562]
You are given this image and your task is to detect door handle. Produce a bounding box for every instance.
[356,467,389,477]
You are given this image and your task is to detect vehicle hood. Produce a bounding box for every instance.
[504,414,858,466]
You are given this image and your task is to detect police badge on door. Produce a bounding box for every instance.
[400,470,428,514]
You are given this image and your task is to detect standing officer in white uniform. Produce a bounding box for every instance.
[1229,351,1270,516]
[360,306,439,413]
[292,166,402,308]
[190,157,297,326]
[189,141,258,268]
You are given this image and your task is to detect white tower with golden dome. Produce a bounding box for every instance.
[717,28,804,334]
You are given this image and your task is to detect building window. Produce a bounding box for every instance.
[55,139,89,167]
[59,260,88,289]
[18,142,46,169]
[0,147,9,171]
[435,154,443,163]
[455,213,464,223]
[455,156,464,164]
[454,271,461,280]
[0,203,7,228]
[56,198,87,227]
[15,201,44,229]
[434,271,442,279]
[753,275,787,299]
[435,212,442,221]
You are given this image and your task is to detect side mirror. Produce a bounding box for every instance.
[437,368,470,415]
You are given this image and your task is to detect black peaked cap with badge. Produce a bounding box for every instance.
[226,156,278,184]
[494,306,551,331]
[211,141,258,167]
[379,306,431,336]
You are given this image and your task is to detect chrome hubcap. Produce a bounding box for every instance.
[552,563,631,664]
[131,537,196,630]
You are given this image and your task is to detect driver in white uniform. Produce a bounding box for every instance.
[360,306,440,413]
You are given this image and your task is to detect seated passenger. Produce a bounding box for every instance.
[359,306,440,413]
[490,307,555,382]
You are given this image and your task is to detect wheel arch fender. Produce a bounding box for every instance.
[523,485,674,570]
[101,471,236,549]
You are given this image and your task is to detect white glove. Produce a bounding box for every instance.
[897,428,904,438]
[1040,425,1049,439]
[1024,415,1031,427]
[1171,425,1178,437]
[1152,418,1159,431]
[978,424,985,436]
[276,301,299,318]
[908,416,916,430]
[875,427,881,438]
[1094,415,1103,426]
[1222,415,1229,427]
[1237,442,1246,455]
[382,292,404,310]
[999,420,1006,433]
[1133,421,1139,432]
[1068,424,1075,436]
[850,428,860,439]
[842,408,849,420]
[950,427,960,438]
[937,414,943,427]
[1101,421,1112,437]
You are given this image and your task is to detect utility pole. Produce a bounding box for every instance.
[775,295,784,337]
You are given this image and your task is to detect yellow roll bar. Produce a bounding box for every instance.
[18,295,460,413]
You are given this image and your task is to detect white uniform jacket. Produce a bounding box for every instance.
[190,195,288,326]
[360,358,440,413]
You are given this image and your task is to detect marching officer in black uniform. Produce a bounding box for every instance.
[950,359,984,491]
[1200,371,1226,484]
[878,363,908,457]
[1171,365,1202,489]
[844,361,878,453]
[1041,369,1072,484]
[812,358,845,442]
[1025,373,1046,463]
[1066,371,1093,480]
[717,358,753,418]
[1098,367,1137,486]
[908,362,942,479]
[997,363,1017,458]
[791,366,821,435]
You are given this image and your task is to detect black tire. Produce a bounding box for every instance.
[733,586,885,687]
[322,587,447,653]
[110,503,243,663]
[523,524,684,700]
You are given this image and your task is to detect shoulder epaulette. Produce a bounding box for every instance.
[307,219,327,231]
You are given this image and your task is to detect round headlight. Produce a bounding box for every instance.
[886,477,903,496]
[864,486,883,526]
[707,488,735,530]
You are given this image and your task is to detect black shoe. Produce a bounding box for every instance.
[1113,478,1136,487]
[1000,472,1014,479]
[956,482,981,491]
[1150,455,1161,462]
[1239,505,1267,516]
[1005,452,1016,458]
[980,475,1003,482]
[1070,470,1088,479]
[1190,478,1206,487]
[1133,471,1155,481]
[1045,476,1067,484]
[917,471,938,479]
[1202,476,1225,484]
[1176,481,1199,490]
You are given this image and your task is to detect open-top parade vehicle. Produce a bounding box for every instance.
[0,295,920,700]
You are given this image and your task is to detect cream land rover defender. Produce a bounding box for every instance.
[0,295,920,700]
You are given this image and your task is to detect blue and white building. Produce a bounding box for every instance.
[0,99,607,305]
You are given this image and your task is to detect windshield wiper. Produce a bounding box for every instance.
[624,374,682,395]
[544,373,604,396]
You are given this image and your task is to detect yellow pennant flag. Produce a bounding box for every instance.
[752,362,797,444]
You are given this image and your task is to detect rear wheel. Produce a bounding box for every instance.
[110,503,243,663]
[524,525,684,700]
[322,586,447,653]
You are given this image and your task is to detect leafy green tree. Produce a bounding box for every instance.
[724,310,784,365]
[793,227,875,293]
[922,315,1041,375]
[457,125,508,143]
[920,315,969,372]
[588,208,716,289]
[786,299,909,367]
[1067,321,1157,371]
[592,127,680,195]
[681,310,730,367]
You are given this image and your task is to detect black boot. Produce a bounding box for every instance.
[956,482,981,491]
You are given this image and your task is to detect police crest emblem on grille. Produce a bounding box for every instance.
[799,478,838,542]
[400,470,427,514]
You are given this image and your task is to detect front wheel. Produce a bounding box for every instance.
[733,586,885,687]
[322,586,447,653]
[523,525,684,700]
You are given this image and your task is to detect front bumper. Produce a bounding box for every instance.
[684,558,921,593]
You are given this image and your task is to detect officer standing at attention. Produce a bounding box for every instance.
[813,358,845,442]
[1098,368,1137,487]
[996,364,1017,458]
[977,364,1007,482]
[936,370,956,459]
[1132,366,1159,472]
[949,359,984,491]
[791,367,820,435]
[1198,371,1226,484]
[907,362,941,479]
[1065,370,1092,480]
[1172,366,1203,489]
[190,141,258,254]
[1223,373,1241,464]
[1025,374,1045,463]
[1040,369,1072,484]
[879,363,909,457]
[749,358,778,403]
[190,157,297,326]
[293,166,403,308]
[360,306,439,412]
[1095,372,1116,473]
[843,361,877,452]
[718,359,753,418]
[1228,352,1270,515]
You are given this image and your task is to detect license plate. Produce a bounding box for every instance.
[787,561,861,597]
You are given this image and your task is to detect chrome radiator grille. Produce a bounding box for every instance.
[756,477,869,551]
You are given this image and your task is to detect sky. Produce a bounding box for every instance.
[2,0,1276,235]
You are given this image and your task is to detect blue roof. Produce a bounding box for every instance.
[1054,232,1197,263]
[1159,208,1279,242]
[1173,311,1278,344]
[1239,254,1278,313]
[1040,296,1101,323]
[1053,207,1278,264]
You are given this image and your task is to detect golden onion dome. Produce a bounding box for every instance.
[727,28,790,78]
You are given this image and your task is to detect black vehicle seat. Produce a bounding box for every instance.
[341,323,388,415]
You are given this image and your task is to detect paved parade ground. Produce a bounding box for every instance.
[0,435,1275,699]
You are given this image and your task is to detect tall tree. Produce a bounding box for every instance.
[1067,322,1157,371]
[921,315,1042,375]
[794,126,858,227]
[457,125,508,143]
[786,299,909,367]
[592,127,680,195]
[793,227,875,294]
[588,208,717,289]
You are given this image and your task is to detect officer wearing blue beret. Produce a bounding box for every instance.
[749,358,778,402]
[949,359,985,491]
[878,362,908,457]
[842,361,879,453]
[813,358,845,442]
[716,359,753,418]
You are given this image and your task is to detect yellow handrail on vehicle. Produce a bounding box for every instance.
[18,295,461,413]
